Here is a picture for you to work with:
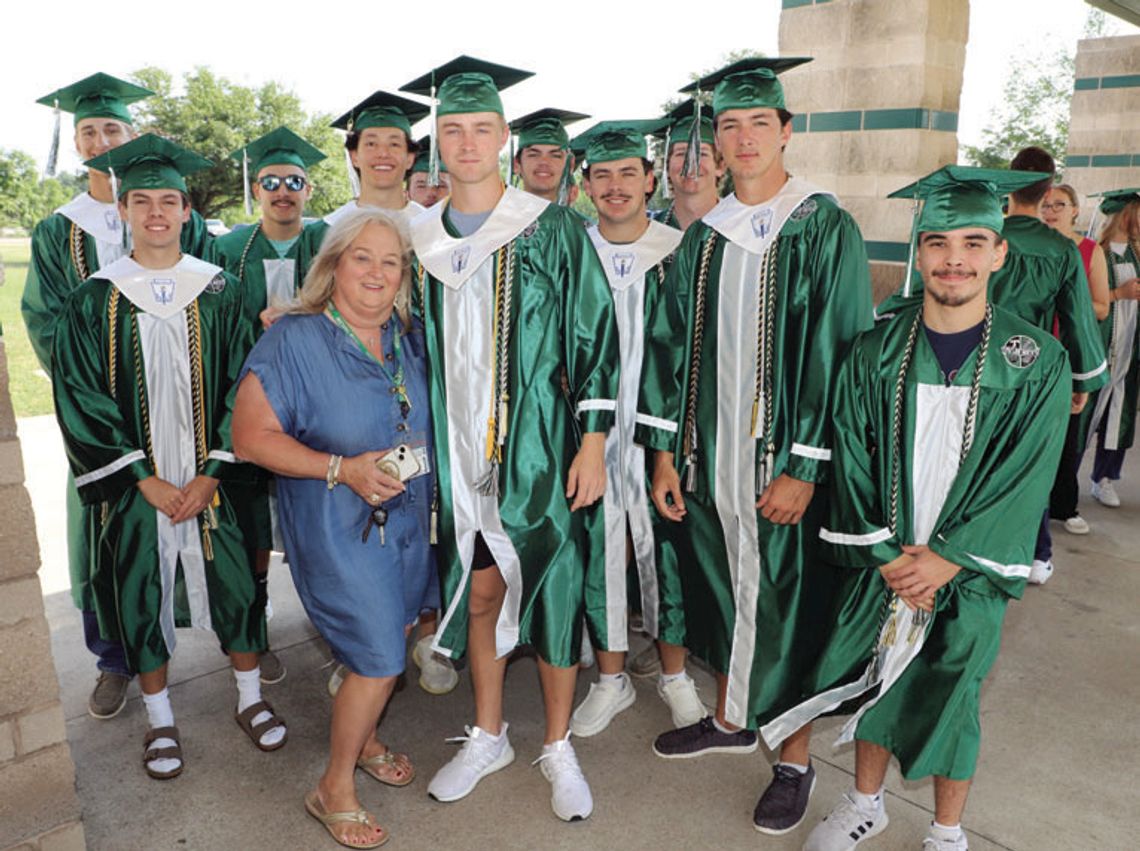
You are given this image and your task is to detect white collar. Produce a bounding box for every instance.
[702,177,835,256]
[55,192,123,246]
[99,255,225,319]
[587,219,682,291]
[411,186,548,289]
[325,198,425,227]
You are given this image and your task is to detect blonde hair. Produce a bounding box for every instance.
[1099,200,1140,251]
[290,208,414,330]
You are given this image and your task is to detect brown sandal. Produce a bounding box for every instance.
[143,725,183,780]
[356,751,415,787]
[304,790,388,849]
[235,699,288,751]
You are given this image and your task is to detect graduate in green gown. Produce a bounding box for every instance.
[323,91,430,231]
[406,135,450,208]
[652,100,724,232]
[760,167,1070,851]
[635,56,873,833]
[402,56,618,821]
[51,135,285,780]
[1080,190,1140,507]
[565,125,702,739]
[509,107,588,204]
[20,73,211,717]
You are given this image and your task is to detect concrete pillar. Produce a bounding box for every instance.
[1064,34,1140,233]
[0,339,85,851]
[778,0,970,302]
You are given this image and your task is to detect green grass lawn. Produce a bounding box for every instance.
[1,237,55,417]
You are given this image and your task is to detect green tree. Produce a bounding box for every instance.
[130,67,351,222]
[0,149,75,231]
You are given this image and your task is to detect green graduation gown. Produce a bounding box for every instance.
[877,215,1107,393]
[635,179,873,728]
[584,219,682,651]
[51,255,264,674]
[22,194,212,610]
[760,304,1070,780]
[1081,241,1140,452]
[411,186,620,666]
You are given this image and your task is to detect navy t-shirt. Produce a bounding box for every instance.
[924,320,984,385]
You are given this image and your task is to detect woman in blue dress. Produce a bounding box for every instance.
[233,208,434,849]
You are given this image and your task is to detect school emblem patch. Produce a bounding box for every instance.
[611,252,636,278]
[204,273,227,294]
[750,207,774,238]
[450,245,472,274]
[790,198,818,222]
[1001,335,1040,368]
[521,221,539,239]
[149,278,176,305]
[104,210,122,232]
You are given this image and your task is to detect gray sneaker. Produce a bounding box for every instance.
[89,671,130,719]
[652,716,758,759]
[753,762,816,834]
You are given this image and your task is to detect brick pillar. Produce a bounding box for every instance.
[778,0,970,302]
[0,340,85,851]
[1064,34,1140,233]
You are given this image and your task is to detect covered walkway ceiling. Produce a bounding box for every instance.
[1088,0,1140,27]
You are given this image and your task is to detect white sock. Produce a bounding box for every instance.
[851,787,884,813]
[234,667,285,748]
[778,760,809,774]
[659,670,686,685]
[931,821,964,840]
[599,672,627,689]
[142,688,180,774]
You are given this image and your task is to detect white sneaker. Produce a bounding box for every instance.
[657,671,707,728]
[923,829,969,850]
[571,673,636,737]
[579,633,595,669]
[1092,478,1121,507]
[413,635,459,695]
[327,664,346,698]
[533,734,593,821]
[1027,559,1054,586]
[427,723,515,802]
[804,791,888,851]
[1063,515,1090,535]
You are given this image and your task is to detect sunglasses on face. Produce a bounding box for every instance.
[258,174,307,192]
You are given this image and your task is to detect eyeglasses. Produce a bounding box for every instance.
[1042,201,1072,211]
[258,174,307,192]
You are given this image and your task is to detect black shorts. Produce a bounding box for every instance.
[471,532,496,571]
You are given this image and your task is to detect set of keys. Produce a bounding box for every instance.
[362,507,389,545]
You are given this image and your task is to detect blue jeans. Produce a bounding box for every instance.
[83,609,131,676]
[1034,507,1051,563]
[1091,446,1126,482]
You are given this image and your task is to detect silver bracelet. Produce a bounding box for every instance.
[326,454,343,491]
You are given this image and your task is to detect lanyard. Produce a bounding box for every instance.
[327,300,411,416]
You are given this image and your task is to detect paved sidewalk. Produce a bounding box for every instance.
[22,415,1138,851]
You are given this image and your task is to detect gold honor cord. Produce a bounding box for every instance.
[70,221,90,281]
[753,243,779,495]
[235,221,262,284]
[475,241,516,497]
[186,299,220,560]
[868,303,993,683]
[681,232,718,492]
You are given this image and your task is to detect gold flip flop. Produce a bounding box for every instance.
[356,751,415,787]
[304,790,389,849]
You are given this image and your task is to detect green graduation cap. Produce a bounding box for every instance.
[510,108,589,150]
[1094,188,1140,215]
[37,72,153,124]
[680,56,813,116]
[578,124,662,166]
[85,132,213,197]
[655,102,715,198]
[400,55,533,185]
[571,120,666,158]
[400,55,533,117]
[234,126,326,174]
[888,165,1047,297]
[37,72,155,177]
[330,90,430,137]
[410,136,448,175]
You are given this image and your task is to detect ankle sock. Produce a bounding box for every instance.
[142,688,180,774]
[778,760,809,774]
[659,670,686,685]
[851,787,884,812]
[598,672,627,689]
[234,666,285,748]
[931,821,964,841]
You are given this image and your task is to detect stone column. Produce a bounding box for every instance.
[1064,34,1140,233]
[0,339,85,851]
[779,0,970,302]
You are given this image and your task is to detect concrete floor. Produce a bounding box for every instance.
[21,414,1138,851]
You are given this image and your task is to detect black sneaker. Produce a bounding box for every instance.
[652,716,758,759]
[754,762,817,835]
